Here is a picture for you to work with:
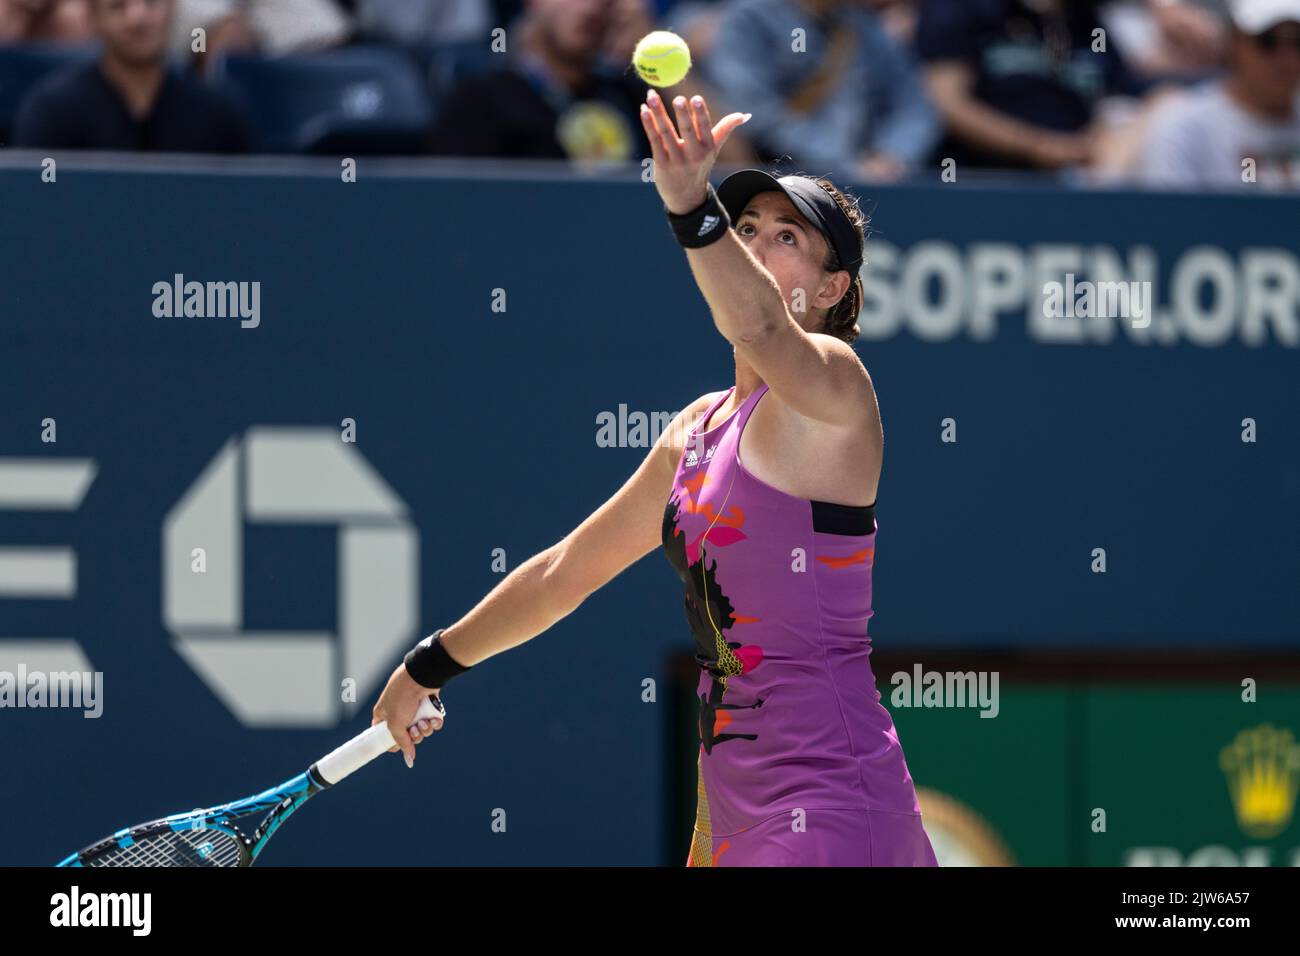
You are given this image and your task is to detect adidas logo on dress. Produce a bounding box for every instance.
[685,444,717,469]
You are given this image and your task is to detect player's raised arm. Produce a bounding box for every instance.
[641,88,873,430]
[370,394,714,765]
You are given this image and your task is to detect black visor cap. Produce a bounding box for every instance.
[716,169,863,277]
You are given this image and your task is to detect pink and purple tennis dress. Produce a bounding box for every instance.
[662,383,938,867]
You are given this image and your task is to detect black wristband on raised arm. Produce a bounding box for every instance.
[665,183,731,250]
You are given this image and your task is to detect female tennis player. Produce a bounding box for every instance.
[371,87,937,867]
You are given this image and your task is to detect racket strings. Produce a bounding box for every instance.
[85,827,245,867]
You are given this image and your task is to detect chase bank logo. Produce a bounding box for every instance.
[163,428,417,728]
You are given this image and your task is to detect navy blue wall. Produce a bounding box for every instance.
[1,166,1296,865]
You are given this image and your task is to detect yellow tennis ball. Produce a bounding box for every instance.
[633,30,692,88]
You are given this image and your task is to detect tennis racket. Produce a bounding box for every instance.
[56,693,446,867]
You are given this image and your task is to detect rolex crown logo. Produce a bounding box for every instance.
[1219,724,1300,839]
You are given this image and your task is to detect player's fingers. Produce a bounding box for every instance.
[713,112,752,151]
[379,712,416,764]
[639,102,672,163]
[672,95,706,162]
[385,716,416,766]
[676,95,707,152]
[647,89,683,153]
[692,95,715,145]
[407,720,436,743]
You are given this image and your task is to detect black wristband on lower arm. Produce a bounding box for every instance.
[665,183,731,249]
[403,629,472,689]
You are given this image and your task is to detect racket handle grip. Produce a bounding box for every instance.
[312,694,446,786]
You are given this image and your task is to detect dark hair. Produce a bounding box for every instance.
[808,176,868,344]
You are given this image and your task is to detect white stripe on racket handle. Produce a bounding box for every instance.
[313,695,446,786]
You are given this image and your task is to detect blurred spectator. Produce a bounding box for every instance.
[660,0,722,60]
[492,0,526,27]
[1112,0,1226,75]
[867,0,920,44]
[663,0,726,62]
[1141,0,1300,187]
[0,0,93,41]
[427,0,644,162]
[600,0,654,63]
[605,0,757,165]
[168,0,353,71]
[12,0,249,151]
[669,0,916,61]
[916,0,1150,171]
[354,0,493,46]
[704,0,939,182]
[427,0,752,165]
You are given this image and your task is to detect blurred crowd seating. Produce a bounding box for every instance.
[0,0,1296,188]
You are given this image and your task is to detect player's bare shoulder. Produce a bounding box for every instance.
[656,391,726,460]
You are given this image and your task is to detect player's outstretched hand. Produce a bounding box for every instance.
[640,89,750,215]
[372,663,445,768]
